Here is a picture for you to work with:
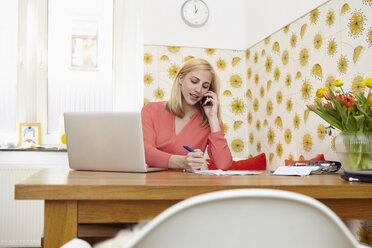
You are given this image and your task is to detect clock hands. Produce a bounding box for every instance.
[194,4,198,14]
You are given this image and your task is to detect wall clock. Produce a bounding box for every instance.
[181,0,209,28]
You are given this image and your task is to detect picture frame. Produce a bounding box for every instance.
[19,123,41,148]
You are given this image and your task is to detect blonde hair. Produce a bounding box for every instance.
[165,58,221,127]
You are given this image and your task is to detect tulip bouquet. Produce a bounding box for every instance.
[307,78,372,170]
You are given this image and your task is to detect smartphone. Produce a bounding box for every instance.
[202,96,212,105]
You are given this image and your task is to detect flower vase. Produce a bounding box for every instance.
[335,131,372,171]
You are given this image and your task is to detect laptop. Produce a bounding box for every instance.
[64,112,165,173]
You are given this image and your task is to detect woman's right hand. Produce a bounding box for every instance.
[183,149,205,170]
[168,149,206,170]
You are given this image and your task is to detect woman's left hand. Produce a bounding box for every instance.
[201,91,218,119]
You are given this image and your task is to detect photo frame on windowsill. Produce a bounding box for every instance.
[19,123,41,148]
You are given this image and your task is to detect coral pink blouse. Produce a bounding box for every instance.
[141,101,232,170]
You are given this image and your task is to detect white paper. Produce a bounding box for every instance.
[272,166,320,176]
[185,169,261,176]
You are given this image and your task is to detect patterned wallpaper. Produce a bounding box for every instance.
[143,0,372,170]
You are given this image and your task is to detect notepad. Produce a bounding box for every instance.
[272,166,320,176]
[184,169,261,176]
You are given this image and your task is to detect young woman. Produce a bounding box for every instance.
[141,58,232,170]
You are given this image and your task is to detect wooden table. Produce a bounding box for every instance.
[15,168,372,247]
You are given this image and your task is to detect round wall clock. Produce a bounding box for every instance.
[181,0,209,28]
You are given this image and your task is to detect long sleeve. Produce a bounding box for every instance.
[207,122,232,170]
[141,103,172,169]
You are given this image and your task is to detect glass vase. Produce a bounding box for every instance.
[335,131,372,171]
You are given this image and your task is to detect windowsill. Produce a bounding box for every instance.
[0,147,67,152]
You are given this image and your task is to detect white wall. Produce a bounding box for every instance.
[244,0,328,48]
[143,0,328,50]
[143,0,246,50]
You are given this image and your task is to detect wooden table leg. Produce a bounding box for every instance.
[44,200,78,248]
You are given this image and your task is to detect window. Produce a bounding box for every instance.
[0,0,143,146]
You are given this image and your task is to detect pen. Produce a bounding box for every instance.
[183,145,194,152]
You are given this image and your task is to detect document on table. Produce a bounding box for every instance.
[272,166,320,176]
[184,169,261,176]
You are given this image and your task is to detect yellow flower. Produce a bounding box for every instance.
[260,86,265,98]
[299,155,305,160]
[276,143,283,157]
[303,133,313,152]
[338,56,348,74]
[267,80,272,91]
[275,116,283,129]
[231,99,245,114]
[284,128,292,144]
[249,133,254,144]
[254,53,258,63]
[205,48,215,55]
[154,88,164,99]
[223,90,232,96]
[272,42,280,53]
[363,78,372,88]
[234,120,243,130]
[247,68,252,79]
[326,10,335,26]
[230,75,243,88]
[231,139,244,153]
[296,71,302,79]
[246,89,252,99]
[334,79,343,87]
[256,120,261,131]
[301,81,312,99]
[349,11,364,36]
[274,68,280,81]
[317,124,326,140]
[294,114,300,128]
[247,112,252,124]
[301,24,307,39]
[264,36,270,44]
[286,99,293,112]
[276,91,283,104]
[168,65,179,78]
[341,4,350,14]
[265,57,272,72]
[256,141,262,152]
[254,73,259,84]
[216,59,226,69]
[293,114,300,128]
[269,153,274,164]
[266,100,273,116]
[261,49,266,56]
[167,46,180,53]
[368,28,372,46]
[144,74,153,85]
[285,74,292,87]
[246,49,250,59]
[184,56,194,62]
[144,53,152,64]
[263,119,268,126]
[290,34,297,48]
[311,64,323,78]
[358,223,372,245]
[160,55,169,61]
[326,76,335,90]
[299,48,309,66]
[267,129,275,145]
[313,34,322,49]
[316,87,326,98]
[327,40,337,56]
[253,98,259,112]
[223,124,228,134]
[232,57,241,66]
[61,134,66,145]
[304,109,311,123]
[283,25,290,33]
[288,154,294,161]
[282,50,289,65]
[310,9,319,24]
[352,76,365,93]
[144,98,150,105]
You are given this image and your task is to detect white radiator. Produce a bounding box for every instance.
[0,167,44,247]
